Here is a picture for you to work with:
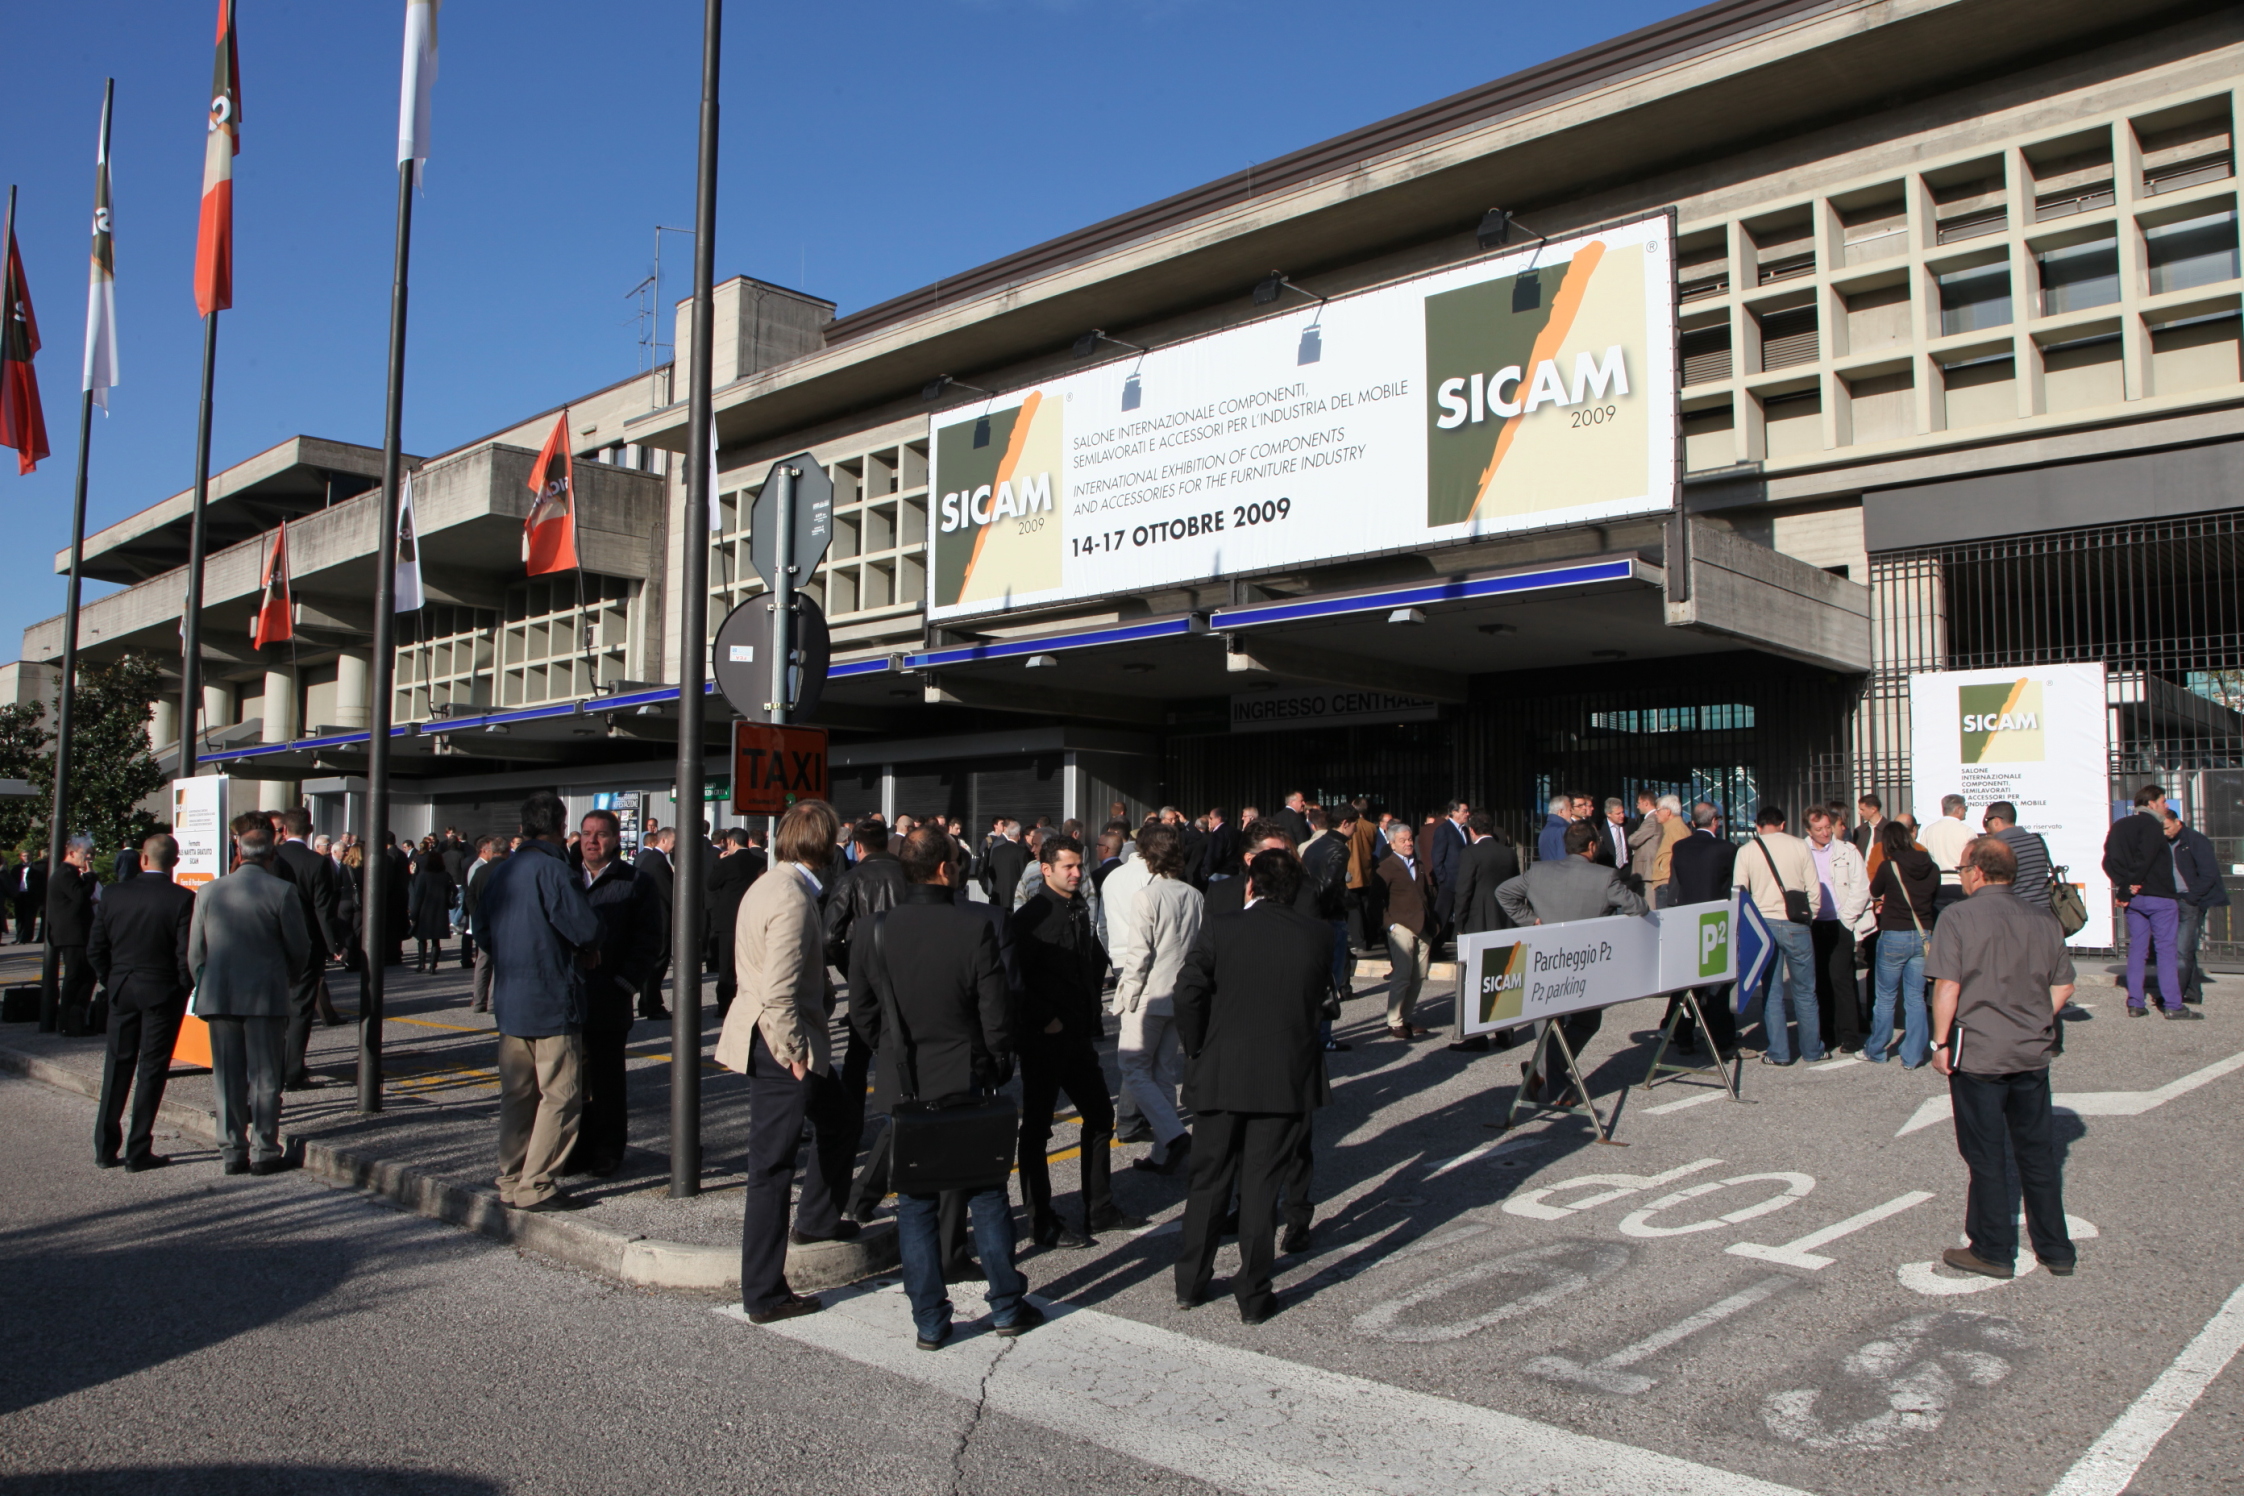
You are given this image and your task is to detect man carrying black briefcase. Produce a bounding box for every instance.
[848,824,1040,1351]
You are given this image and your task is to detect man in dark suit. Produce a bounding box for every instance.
[1665,802,1742,1055]
[1200,807,1241,887]
[1375,823,1437,1040]
[632,828,676,1021]
[1173,849,1330,1324]
[46,837,99,1035]
[1427,801,1471,929]
[274,809,338,1090]
[1445,813,1522,1054]
[849,825,1039,1349]
[706,828,761,1017]
[1009,835,1141,1246]
[562,810,666,1177]
[90,834,197,1170]
[10,850,44,945]
[1496,819,1650,1106]
[1269,792,1312,850]
[980,822,1029,908]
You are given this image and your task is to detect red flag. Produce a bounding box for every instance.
[0,212,48,476]
[251,520,292,648]
[194,0,242,316]
[524,412,577,576]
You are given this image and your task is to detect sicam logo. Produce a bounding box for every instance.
[1433,347,1629,429]
[1698,911,1729,979]
[1959,679,2046,764]
[1479,943,1530,1027]
[938,471,1054,533]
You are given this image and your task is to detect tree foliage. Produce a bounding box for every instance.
[5,653,168,872]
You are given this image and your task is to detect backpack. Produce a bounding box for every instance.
[2048,864,2088,938]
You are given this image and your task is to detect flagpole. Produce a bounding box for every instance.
[176,311,217,777]
[362,162,412,1115]
[670,0,722,1199]
[40,82,116,1037]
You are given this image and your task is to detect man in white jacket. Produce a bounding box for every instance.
[1805,806,1875,1054]
[1106,823,1203,1176]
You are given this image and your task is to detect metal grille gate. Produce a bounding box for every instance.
[1867,511,2244,960]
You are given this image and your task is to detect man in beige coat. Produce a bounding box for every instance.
[715,798,856,1324]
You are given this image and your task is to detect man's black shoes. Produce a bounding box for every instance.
[1087,1208,1147,1233]
[1114,1124,1155,1145]
[125,1154,172,1173]
[519,1190,590,1212]
[95,1154,120,1170]
[992,1302,1045,1338]
[748,1293,823,1325]
[249,1156,299,1177]
[790,1220,862,1246]
[222,1158,250,1176]
[1281,1225,1312,1255]
[916,1325,951,1352]
[2163,1006,2204,1020]
[1033,1218,1093,1251]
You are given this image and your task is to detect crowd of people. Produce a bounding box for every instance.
[36,772,2226,1329]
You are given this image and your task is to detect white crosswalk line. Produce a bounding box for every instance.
[727,1284,1813,1496]
[1896,1049,2244,1137]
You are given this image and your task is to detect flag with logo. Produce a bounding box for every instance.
[251,520,292,648]
[524,412,577,575]
[83,88,120,411]
[397,0,438,188]
[395,468,424,611]
[0,204,49,476]
[194,0,242,317]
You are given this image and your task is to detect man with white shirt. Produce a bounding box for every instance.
[1804,806,1873,1053]
[1919,794,1974,921]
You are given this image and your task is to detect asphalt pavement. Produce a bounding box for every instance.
[3,953,2241,1495]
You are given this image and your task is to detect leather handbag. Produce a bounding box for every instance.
[868,913,1018,1196]
[1754,837,1814,924]
[2048,864,2089,937]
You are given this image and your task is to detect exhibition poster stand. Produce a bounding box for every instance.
[1456,897,1744,1145]
[167,776,231,1070]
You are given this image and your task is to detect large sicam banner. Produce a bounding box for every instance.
[1909,663,2112,948]
[927,212,1677,620]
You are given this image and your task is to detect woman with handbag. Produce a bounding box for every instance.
[1866,819,1940,1066]
[713,799,861,1327]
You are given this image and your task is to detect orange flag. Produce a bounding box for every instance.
[194,0,242,317]
[251,520,292,648]
[524,411,577,576]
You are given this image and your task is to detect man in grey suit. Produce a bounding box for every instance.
[1496,819,1650,1107]
[190,814,312,1176]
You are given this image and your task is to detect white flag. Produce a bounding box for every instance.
[709,422,723,532]
[395,469,424,612]
[396,0,439,187]
[83,85,119,410]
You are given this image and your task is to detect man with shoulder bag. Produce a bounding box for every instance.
[1732,804,1826,1066]
[850,825,1039,1350]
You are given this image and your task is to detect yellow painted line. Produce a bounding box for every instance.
[390,1015,487,1035]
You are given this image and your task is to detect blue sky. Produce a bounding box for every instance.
[2,0,1701,658]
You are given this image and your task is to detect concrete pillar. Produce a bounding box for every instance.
[259,777,298,813]
[150,699,178,751]
[333,650,370,732]
[262,666,298,743]
[203,682,232,729]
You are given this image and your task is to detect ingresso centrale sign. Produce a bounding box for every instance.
[1230,687,1440,734]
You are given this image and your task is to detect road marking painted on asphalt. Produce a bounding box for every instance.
[1527,1274,1793,1395]
[1354,1239,1629,1344]
[1503,1158,1723,1219]
[2046,1280,2244,1496]
[1617,1173,1815,1237]
[1761,1310,2028,1451]
[1896,1049,2244,1136]
[1425,1133,1548,1178]
[1727,1191,1936,1270]
[1644,1088,1731,1114]
[1897,1216,2099,1295]
[730,1283,1813,1496]
[1809,1055,1864,1072]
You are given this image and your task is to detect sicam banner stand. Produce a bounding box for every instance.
[1639,893,1768,1104]
[168,775,230,1069]
[1457,898,1738,1145]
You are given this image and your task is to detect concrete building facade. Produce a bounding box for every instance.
[17,0,2243,943]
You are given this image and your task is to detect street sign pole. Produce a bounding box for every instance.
[669,0,722,1201]
[768,463,795,844]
